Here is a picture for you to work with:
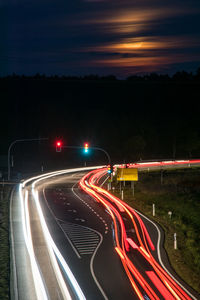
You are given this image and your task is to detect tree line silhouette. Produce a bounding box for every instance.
[0,67,200,169]
[1,67,200,82]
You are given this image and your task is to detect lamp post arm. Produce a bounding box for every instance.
[7,138,48,180]
[59,145,111,166]
[92,147,111,165]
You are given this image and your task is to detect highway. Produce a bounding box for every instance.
[10,167,135,300]
[79,167,199,300]
[10,161,200,300]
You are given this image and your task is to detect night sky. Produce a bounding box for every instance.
[1,0,200,77]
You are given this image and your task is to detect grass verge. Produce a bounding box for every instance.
[111,167,200,294]
[0,185,12,300]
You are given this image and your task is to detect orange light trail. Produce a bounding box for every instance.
[79,167,193,300]
[80,170,159,299]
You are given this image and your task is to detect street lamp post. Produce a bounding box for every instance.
[7,138,48,180]
[92,146,111,166]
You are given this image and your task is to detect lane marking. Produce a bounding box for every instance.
[9,186,19,300]
[32,190,77,300]
[19,185,49,300]
[18,166,104,300]
[72,184,109,234]
[59,222,101,256]
[72,182,109,300]
[89,228,109,300]
[100,175,110,188]
[43,189,81,259]
[134,208,198,300]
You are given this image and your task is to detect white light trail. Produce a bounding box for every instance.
[19,166,104,300]
[32,189,83,300]
[19,184,48,300]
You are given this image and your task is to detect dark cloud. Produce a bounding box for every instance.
[1,0,200,76]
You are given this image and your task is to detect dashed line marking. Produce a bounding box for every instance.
[59,222,101,256]
[71,185,109,235]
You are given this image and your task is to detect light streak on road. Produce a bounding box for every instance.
[115,246,125,259]
[127,159,200,169]
[17,160,199,299]
[146,271,175,300]
[18,166,104,300]
[32,190,73,300]
[79,166,196,300]
[19,184,48,300]
[79,170,160,300]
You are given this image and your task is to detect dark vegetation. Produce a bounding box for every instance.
[0,69,200,296]
[0,68,200,175]
[112,167,200,293]
[0,185,11,299]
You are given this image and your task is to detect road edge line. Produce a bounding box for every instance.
[134,208,198,300]
[72,183,109,300]
[9,185,19,300]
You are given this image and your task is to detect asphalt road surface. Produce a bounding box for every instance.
[10,162,200,300]
[37,171,136,300]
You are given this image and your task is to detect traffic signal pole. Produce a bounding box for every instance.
[91,147,111,166]
[7,138,48,180]
[60,145,111,167]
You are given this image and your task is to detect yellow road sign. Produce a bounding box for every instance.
[117,168,138,181]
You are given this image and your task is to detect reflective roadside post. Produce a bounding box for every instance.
[131,181,134,196]
[153,203,155,216]
[174,233,177,249]
[168,211,172,219]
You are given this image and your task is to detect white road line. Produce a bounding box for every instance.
[68,234,98,238]
[90,230,109,300]
[77,244,97,247]
[77,247,96,251]
[68,236,99,240]
[72,183,109,300]
[9,186,19,300]
[19,166,105,300]
[61,224,101,256]
[134,208,198,300]
[71,183,108,233]
[32,190,75,300]
[43,189,81,259]
[100,175,110,188]
[75,240,99,244]
[66,230,96,234]
[20,187,49,300]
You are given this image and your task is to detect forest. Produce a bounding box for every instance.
[0,69,200,173]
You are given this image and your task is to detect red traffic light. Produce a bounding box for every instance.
[56,141,62,152]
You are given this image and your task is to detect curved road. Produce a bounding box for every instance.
[10,168,135,300]
[10,162,200,300]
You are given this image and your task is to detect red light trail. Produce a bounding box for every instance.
[79,164,194,299]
